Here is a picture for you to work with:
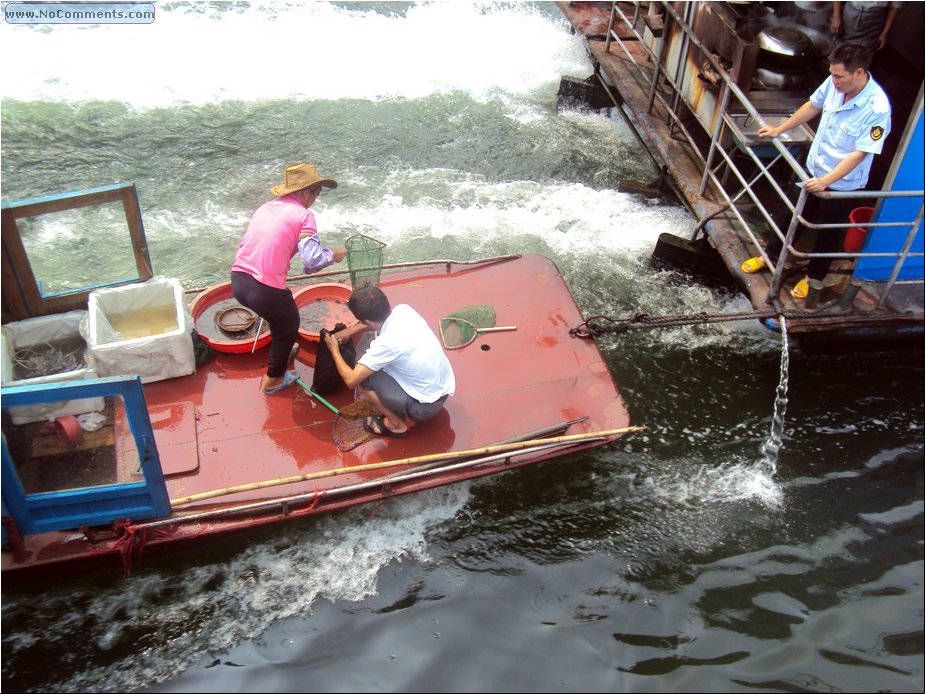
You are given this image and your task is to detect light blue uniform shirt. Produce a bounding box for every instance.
[805,73,891,191]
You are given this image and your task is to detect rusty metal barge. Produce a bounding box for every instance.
[558,1,923,352]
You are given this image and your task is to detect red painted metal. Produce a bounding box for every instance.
[292,282,354,342]
[50,416,83,446]
[188,280,272,353]
[1,255,631,582]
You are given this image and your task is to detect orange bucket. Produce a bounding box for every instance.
[843,206,874,254]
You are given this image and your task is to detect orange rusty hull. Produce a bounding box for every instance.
[2,255,630,581]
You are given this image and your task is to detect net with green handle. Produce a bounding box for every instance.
[439,304,516,349]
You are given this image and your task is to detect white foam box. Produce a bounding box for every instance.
[86,276,195,384]
[1,310,105,425]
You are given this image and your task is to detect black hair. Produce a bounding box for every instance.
[348,285,391,323]
[830,43,871,72]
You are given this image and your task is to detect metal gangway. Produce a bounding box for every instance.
[600,1,923,311]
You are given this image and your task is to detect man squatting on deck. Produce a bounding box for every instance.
[231,163,347,395]
[323,287,456,438]
[740,43,891,300]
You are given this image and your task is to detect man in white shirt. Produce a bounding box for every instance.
[323,286,455,438]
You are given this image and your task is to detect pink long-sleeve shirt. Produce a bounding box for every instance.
[232,193,333,289]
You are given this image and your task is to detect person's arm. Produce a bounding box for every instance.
[297,233,347,273]
[830,1,843,36]
[803,150,867,192]
[333,321,368,343]
[757,102,821,138]
[323,332,374,389]
[876,5,899,50]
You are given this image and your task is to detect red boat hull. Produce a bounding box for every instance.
[2,255,631,582]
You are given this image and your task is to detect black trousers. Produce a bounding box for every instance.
[765,189,857,281]
[230,271,299,378]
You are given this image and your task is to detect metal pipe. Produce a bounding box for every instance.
[699,84,733,197]
[767,189,811,301]
[646,8,672,114]
[605,1,618,52]
[805,279,824,308]
[838,278,863,306]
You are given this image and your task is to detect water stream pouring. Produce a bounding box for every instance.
[761,314,790,479]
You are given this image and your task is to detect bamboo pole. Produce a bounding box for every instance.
[170,425,646,507]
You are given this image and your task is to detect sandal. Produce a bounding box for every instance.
[741,256,767,274]
[364,415,408,438]
[263,370,298,395]
[791,277,810,300]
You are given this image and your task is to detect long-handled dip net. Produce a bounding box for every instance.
[439,304,517,349]
[333,399,381,451]
[297,378,379,451]
[346,233,386,290]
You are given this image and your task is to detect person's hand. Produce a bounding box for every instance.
[323,331,340,353]
[803,176,828,193]
[331,247,347,263]
[831,17,842,36]
[757,124,781,138]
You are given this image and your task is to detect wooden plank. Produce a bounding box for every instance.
[115,402,200,479]
[1,185,153,322]
[121,185,155,281]
[30,425,115,459]
[1,185,128,220]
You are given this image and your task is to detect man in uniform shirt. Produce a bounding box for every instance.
[740,43,891,299]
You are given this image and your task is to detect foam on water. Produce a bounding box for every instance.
[0,6,811,691]
[0,1,591,107]
[323,172,692,253]
[5,485,471,692]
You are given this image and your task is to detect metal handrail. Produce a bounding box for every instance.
[605,1,923,309]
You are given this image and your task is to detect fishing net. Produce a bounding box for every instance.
[333,399,381,451]
[439,304,496,349]
[346,234,386,290]
[12,342,84,379]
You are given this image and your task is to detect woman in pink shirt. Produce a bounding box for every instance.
[231,162,346,394]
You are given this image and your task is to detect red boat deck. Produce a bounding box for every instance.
[3,254,632,580]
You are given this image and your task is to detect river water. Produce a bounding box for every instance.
[1,3,922,692]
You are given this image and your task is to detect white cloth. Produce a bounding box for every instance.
[297,234,334,274]
[359,304,456,403]
[806,73,891,191]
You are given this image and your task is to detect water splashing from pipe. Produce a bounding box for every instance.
[761,314,790,477]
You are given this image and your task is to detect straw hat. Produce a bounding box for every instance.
[270,163,338,196]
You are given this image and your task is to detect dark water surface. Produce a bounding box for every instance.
[2,3,922,692]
